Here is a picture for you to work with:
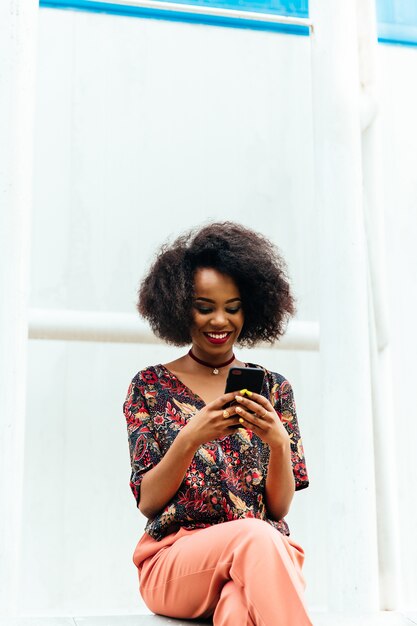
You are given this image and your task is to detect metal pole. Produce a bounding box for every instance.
[0,0,38,615]
[27,309,320,351]
[310,0,379,611]
[357,0,401,610]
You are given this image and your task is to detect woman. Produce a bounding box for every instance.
[124,222,311,625]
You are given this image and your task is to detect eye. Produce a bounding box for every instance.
[194,305,212,314]
[226,307,242,314]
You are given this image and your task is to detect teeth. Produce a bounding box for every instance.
[207,332,229,339]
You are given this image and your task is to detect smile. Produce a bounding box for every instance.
[203,331,233,344]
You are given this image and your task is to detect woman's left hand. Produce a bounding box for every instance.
[232,391,290,449]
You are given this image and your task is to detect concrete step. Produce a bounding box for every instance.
[0,613,416,626]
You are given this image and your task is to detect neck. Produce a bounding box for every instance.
[190,346,234,366]
[188,348,236,375]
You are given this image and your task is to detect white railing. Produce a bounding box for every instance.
[28,308,320,351]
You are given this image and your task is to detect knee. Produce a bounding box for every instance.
[224,519,286,584]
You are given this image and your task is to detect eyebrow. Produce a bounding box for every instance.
[194,297,242,304]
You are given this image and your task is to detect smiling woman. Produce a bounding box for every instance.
[138,222,295,347]
[191,267,244,352]
[124,222,311,625]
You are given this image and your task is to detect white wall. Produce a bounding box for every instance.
[19,5,417,616]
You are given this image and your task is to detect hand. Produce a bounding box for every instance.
[184,392,241,447]
[233,391,290,449]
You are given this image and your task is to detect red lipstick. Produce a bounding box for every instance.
[204,332,232,345]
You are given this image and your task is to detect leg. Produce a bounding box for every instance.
[214,580,255,626]
[135,518,312,626]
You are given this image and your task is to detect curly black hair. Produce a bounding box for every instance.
[138,222,296,347]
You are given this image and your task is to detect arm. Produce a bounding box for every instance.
[265,378,309,518]
[138,428,198,519]
[233,379,308,521]
[264,438,295,521]
[124,380,242,520]
[139,389,242,519]
[124,379,192,519]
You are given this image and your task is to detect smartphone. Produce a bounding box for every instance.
[224,366,265,409]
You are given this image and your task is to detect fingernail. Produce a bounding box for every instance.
[239,417,244,424]
[239,388,248,395]
[245,389,253,397]
[235,395,243,402]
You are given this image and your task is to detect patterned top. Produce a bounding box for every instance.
[124,363,309,541]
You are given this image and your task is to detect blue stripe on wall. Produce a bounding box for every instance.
[39,0,417,46]
[377,0,417,47]
[39,0,310,34]
[40,0,308,16]
[143,0,308,17]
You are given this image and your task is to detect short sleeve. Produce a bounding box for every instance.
[274,378,309,491]
[123,380,162,506]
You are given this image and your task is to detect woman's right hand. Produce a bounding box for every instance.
[139,392,241,519]
[184,392,241,447]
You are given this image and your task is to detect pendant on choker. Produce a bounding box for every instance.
[188,349,235,375]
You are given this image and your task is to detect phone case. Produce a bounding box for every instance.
[224,366,265,395]
[223,367,265,417]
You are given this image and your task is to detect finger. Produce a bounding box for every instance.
[222,405,238,419]
[232,414,264,435]
[213,391,242,408]
[244,391,273,410]
[235,406,267,430]
[235,395,271,419]
[225,419,244,431]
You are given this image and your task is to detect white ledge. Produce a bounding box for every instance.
[0,612,415,625]
[28,308,319,351]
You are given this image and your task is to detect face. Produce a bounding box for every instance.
[191,267,244,360]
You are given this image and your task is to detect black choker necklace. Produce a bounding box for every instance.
[188,349,235,375]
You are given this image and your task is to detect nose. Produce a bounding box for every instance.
[210,309,228,327]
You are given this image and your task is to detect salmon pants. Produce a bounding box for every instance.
[133,518,312,626]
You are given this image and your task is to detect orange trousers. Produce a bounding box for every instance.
[133,518,312,626]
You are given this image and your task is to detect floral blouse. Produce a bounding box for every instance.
[124,363,308,541]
